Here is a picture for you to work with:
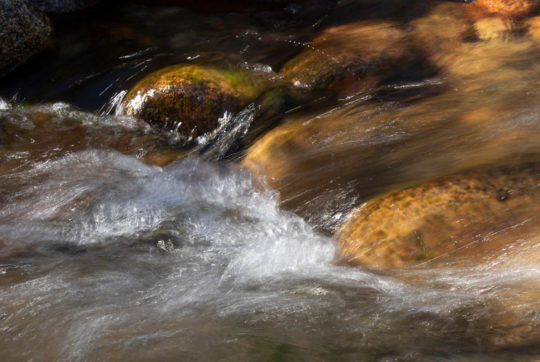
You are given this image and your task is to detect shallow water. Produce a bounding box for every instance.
[0,149,537,360]
[1,0,540,360]
[0,103,538,360]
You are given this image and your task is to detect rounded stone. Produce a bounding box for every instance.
[280,21,413,91]
[0,0,53,76]
[120,64,269,144]
[335,164,540,270]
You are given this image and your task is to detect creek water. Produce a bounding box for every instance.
[1,1,540,361]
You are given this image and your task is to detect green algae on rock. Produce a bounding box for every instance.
[120,64,270,144]
[0,0,53,76]
[335,164,540,270]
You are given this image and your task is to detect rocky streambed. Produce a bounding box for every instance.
[1,0,540,360]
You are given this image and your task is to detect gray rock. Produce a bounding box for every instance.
[0,0,53,76]
[28,0,101,13]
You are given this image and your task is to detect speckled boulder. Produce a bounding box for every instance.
[335,164,540,270]
[280,21,414,91]
[120,64,269,144]
[0,0,53,76]
[28,0,101,13]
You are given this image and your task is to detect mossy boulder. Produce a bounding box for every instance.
[280,21,414,91]
[335,164,540,270]
[0,0,53,76]
[121,64,270,144]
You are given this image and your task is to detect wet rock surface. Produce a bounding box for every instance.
[120,64,271,144]
[280,21,414,91]
[0,101,173,174]
[464,0,539,18]
[0,0,53,76]
[242,4,540,232]
[335,164,540,269]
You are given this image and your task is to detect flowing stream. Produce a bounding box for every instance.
[0,100,538,361]
[1,1,540,360]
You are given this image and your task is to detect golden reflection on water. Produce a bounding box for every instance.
[1,2,540,360]
[243,13,540,232]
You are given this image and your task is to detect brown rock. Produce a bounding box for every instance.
[335,164,540,270]
[525,15,540,39]
[465,0,539,18]
[280,21,413,91]
[241,40,540,231]
[408,3,473,61]
[143,148,187,167]
[474,16,516,40]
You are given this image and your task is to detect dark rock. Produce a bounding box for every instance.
[28,0,101,13]
[0,0,53,76]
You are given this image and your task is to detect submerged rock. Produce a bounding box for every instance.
[120,64,270,144]
[335,164,540,270]
[525,15,540,39]
[473,16,516,41]
[28,0,101,13]
[464,0,539,18]
[0,0,53,76]
[408,3,473,61]
[0,102,172,174]
[240,31,540,231]
[280,21,414,91]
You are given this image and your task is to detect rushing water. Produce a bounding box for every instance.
[0,100,538,360]
[1,1,540,360]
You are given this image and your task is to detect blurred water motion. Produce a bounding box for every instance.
[1,0,540,360]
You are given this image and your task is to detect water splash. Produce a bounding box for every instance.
[0,149,538,360]
[195,103,257,159]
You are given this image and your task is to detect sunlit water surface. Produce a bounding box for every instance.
[1,1,540,360]
[0,101,538,360]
